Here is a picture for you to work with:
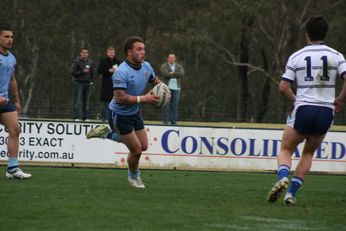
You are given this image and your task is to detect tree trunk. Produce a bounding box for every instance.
[256,49,271,122]
[236,16,253,122]
[22,42,39,116]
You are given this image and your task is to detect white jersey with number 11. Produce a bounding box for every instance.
[282,44,346,109]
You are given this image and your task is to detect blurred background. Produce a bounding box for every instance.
[1,0,345,124]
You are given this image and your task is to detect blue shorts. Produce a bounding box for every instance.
[287,105,334,136]
[109,111,145,135]
[0,101,16,113]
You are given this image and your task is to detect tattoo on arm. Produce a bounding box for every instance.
[115,89,133,104]
[123,94,131,103]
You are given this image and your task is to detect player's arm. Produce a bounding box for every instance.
[114,89,159,105]
[152,76,162,86]
[334,73,346,112]
[279,78,296,103]
[0,96,8,105]
[9,73,21,113]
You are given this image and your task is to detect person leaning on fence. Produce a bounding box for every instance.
[267,16,346,205]
[70,47,94,121]
[97,47,121,122]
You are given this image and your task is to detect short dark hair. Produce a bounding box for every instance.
[123,36,144,55]
[306,16,329,41]
[0,24,12,34]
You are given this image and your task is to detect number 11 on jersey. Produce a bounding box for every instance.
[304,56,330,81]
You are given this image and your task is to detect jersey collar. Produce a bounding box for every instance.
[125,59,142,70]
[0,51,9,56]
[307,42,324,46]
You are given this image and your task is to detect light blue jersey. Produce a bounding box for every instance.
[109,60,156,115]
[0,51,16,99]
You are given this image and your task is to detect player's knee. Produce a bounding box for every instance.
[131,145,147,154]
[8,124,20,137]
[141,144,148,152]
[130,146,142,156]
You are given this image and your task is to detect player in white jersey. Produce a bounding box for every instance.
[0,25,31,179]
[267,16,346,204]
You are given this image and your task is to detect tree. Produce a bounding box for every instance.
[0,0,345,124]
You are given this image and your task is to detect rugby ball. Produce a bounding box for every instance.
[152,83,171,108]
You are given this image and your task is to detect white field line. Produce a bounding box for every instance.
[241,215,304,224]
[259,223,326,231]
[240,216,326,231]
[205,223,251,230]
[205,216,327,231]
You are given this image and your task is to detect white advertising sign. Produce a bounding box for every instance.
[0,120,345,173]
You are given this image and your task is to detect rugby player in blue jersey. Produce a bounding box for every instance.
[267,16,346,204]
[0,25,31,179]
[87,36,162,188]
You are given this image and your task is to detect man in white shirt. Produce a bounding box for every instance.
[267,16,346,205]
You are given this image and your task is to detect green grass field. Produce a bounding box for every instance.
[1,167,345,231]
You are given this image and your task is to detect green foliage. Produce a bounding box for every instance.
[1,167,345,230]
[0,0,345,123]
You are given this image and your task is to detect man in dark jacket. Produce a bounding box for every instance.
[70,48,94,121]
[97,47,121,122]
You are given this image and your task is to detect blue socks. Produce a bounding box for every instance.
[277,165,304,197]
[7,158,19,172]
[128,169,140,179]
[288,176,304,197]
[277,164,290,180]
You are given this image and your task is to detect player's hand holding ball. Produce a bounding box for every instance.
[140,90,160,105]
[151,83,171,108]
[0,96,8,106]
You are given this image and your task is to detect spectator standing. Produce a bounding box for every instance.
[97,47,121,122]
[70,48,94,121]
[160,54,184,125]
